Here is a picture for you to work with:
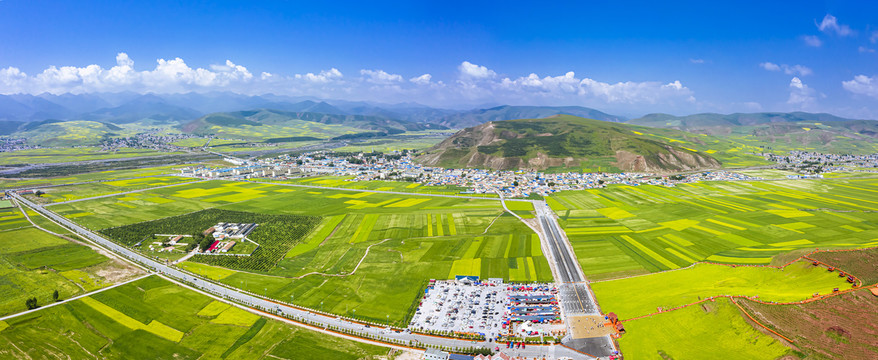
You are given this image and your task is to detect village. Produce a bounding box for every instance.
[177,150,779,198]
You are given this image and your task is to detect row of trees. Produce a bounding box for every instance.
[24,290,59,310]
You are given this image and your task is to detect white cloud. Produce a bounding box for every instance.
[492,70,694,106]
[295,68,343,83]
[0,54,699,113]
[788,77,817,109]
[359,69,403,84]
[0,67,28,89]
[458,61,496,79]
[842,75,878,99]
[872,31,878,44]
[409,73,432,85]
[760,62,812,76]
[859,46,876,53]
[689,58,705,64]
[802,35,823,47]
[759,62,781,71]
[817,14,854,36]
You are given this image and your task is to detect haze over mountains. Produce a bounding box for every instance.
[2,92,874,131]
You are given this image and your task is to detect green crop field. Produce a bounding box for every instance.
[0,147,182,166]
[255,175,498,198]
[0,164,185,190]
[618,298,792,360]
[49,180,551,325]
[0,276,391,359]
[592,261,852,319]
[549,178,878,280]
[28,176,192,203]
[0,220,140,316]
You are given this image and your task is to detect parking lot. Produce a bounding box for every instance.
[408,279,559,341]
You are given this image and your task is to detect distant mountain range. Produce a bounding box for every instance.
[1,91,876,155]
[434,105,626,128]
[628,112,858,129]
[0,92,631,129]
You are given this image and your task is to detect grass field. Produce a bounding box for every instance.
[50,180,550,325]
[549,178,878,280]
[618,298,793,360]
[591,261,853,319]
[0,276,391,359]
[0,209,141,316]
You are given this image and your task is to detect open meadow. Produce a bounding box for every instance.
[549,178,878,280]
[0,276,392,359]
[50,180,552,325]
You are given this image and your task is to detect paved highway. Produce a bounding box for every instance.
[533,200,616,358]
[11,192,591,359]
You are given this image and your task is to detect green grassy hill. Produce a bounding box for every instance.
[14,120,124,146]
[629,112,878,155]
[180,109,442,140]
[417,114,721,172]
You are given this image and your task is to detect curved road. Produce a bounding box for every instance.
[11,192,589,359]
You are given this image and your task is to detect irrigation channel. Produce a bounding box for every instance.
[11,190,609,359]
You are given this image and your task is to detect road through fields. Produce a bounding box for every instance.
[10,192,590,359]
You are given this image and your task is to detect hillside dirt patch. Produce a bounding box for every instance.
[810,248,878,285]
[739,289,878,360]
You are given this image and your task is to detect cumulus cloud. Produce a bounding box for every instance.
[458,61,496,79]
[760,62,812,76]
[294,68,343,83]
[0,54,700,113]
[859,46,876,53]
[802,35,823,47]
[842,75,878,99]
[360,69,403,84]
[0,52,260,94]
[689,58,705,64]
[872,31,878,44]
[409,73,432,85]
[817,14,854,36]
[788,77,816,109]
[0,67,28,89]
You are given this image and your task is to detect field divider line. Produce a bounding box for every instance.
[0,273,154,322]
[43,179,208,206]
[619,282,872,324]
[152,273,418,353]
[217,177,527,201]
[730,298,796,344]
[289,238,392,279]
[591,245,878,284]
[13,199,151,274]
[3,173,179,192]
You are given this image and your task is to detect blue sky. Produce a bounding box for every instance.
[1,1,877,117]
